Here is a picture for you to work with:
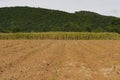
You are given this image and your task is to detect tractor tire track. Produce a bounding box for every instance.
[0,40,47,76]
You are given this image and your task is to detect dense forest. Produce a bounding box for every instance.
[0,7,120,33]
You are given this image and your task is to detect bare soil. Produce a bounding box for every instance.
[0,40,120,80]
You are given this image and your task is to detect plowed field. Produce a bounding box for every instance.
[0,40,120,80]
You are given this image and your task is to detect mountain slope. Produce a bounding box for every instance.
[0,7,120,33]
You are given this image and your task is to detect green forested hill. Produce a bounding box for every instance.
[0,7,120,33]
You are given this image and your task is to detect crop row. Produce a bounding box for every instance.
[0,32,120,40]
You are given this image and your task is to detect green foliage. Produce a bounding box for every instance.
[63,22,80,31]
[0,7,120,33]
[0,26,3,32]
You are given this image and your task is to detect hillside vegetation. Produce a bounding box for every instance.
[0,7,120,33]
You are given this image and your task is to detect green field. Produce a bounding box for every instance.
[0,32,120,40]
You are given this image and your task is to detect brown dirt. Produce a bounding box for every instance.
[0,40,120,80]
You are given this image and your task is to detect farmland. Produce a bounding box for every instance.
[0,32,120,40]
[0,40,120,80]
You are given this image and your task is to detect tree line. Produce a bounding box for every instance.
[0,7,120,33]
